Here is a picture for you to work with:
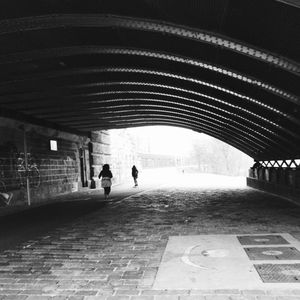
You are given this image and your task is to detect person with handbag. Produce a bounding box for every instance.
[98,164,113,199]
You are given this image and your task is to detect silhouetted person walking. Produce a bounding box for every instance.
[132,165,139,187]
[99,164,113,199]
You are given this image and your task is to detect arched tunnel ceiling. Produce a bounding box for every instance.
[0,0,299,160]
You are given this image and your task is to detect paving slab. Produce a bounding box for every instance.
[153,233,300,290]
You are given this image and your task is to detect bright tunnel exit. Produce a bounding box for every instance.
[109,126,253,188]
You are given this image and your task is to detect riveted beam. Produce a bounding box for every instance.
[1,66,298,159]
[7,80,295,127]
[0,47,298,104]
[1,66,297,117]
[0,67,298,137]
[70,113,256,157]
[7,85,297,143]
[33,97,296,157]
[4,89,289,131]
[60,105,267,149]
[0,14,298,75]
[0,65,297,118]
[60,105,288,157]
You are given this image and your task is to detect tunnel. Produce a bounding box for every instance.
[0,0,299,206]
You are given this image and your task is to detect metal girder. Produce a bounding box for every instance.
[6,80,296,129]
[10,91,291,141]
[72,107,288,155]
[0,46,298,103]
[70,113,256,157]
[0,14,298,75]
[12,89,297,146]
[0,66,298,123]
[0,81,292,117]
[33,98,296,156]
[1,66,297,115]
[1,66,297,140]
[58,105,269,150]
[3,89,289,128]
[1,75,298,158]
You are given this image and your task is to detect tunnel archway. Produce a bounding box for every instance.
[0,0,299,162]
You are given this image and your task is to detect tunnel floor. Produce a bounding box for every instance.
[0,173,300,299]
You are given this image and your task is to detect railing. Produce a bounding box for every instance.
[259,159,300,169]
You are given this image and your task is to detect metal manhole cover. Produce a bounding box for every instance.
[244,247,300,260]
[237,235,289,245]
[254,264,300,283]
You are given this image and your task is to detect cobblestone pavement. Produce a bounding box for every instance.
[0,174,300,300]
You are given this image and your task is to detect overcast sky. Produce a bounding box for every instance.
[126,126,208,155]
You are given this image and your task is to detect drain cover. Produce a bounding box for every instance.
[237,235,289,245]
[254,264,300,283]
[244,247,300,260]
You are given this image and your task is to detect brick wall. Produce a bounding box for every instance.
[0,117,90,206]
[89,131,111,188]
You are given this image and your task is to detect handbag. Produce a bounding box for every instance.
[101,177,112,188]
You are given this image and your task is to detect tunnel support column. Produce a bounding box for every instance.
[89,131,111,189]
[247,160,300,204]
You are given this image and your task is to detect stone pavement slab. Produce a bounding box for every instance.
[153,233,300,290]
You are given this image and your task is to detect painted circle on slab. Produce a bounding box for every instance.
[201,249,229,257]
[181,245,230,269]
